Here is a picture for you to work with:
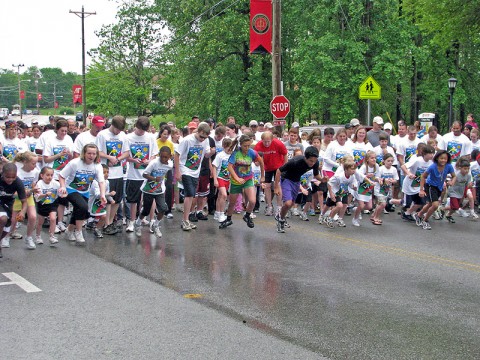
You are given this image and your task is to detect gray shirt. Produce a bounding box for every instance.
[367,129,388,148]
[448,171,471,198]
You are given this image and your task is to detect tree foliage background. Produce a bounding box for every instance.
[5,0,476,130]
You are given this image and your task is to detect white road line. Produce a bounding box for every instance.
[0,272,42,293]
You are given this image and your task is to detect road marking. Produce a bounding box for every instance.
[0,272,42,293]
[256,218,480,273]
[183,293,203,299]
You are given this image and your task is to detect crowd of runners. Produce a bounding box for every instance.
[0,113,479,257]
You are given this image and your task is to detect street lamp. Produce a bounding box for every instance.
[448,77,457,130]
[12,64,24,119]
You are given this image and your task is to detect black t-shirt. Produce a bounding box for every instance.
[200,137,215,176]
[279,155,319,182]
[0,177,26,208]
[68,132,79,142]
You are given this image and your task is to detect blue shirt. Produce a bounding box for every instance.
[425,163,454,191]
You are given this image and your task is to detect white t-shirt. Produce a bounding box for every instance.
[96,128,126,179]
[124,132,159,180]
[397,137,421,175]
[350,141,373,168]
[402,156,432,195]
[140,160,173,195]
[176,133,210,177]
[323,141,352,172]
[373,145,398,166]
[1,137,27,161]
[470,139,480,153]
[390,134,407,151]
[34,179,60,205]
[16,166,40,195]
[88,179,110,216]
[59,158,105,197]
[73,131,97,155]
[328,169,357,198]
[420,134,445,150]
[300,169,314,190]
[25,136,40,153]
[35,130,56,153]
[212,151,231,182]
[470,161,480,184]
[354,163,379,201]
[442,132,472,162]
[375,165,399,197]
[43,136,74,178]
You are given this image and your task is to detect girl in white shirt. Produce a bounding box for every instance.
[323,129,352,176]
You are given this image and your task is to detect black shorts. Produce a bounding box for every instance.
[406,193,426,206]
[295,190,312,205]
[58,196,69,207]
[126,179,144,203]
[36,203,58,217]
[326,195,348,207]
[312,182,328,194]
[264,170,278,183]
[0,201,13,228]
[182,175,199,198]
[140,193,168,217]
[109,178,124,203]
[425,183,442,203]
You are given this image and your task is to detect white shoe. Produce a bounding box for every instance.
[166,213,173,219]
[25,236,36,250]
[74,230,85,244]
[64,207,72,216]
[217,213,227,223]
[55,225,61,234]
[470,211,479,219]
[213,211,219,221]
[35,235,44,245]
[10,232,23,239]
[457,208,469,217]
[126,220,134,232]
[57,221,67,232]
[259,192,265,202]
[66,230,76,242]
[149,220,155,233]
[1,237,10,248]
[141,218,149,226]
[352,218,360,227]
[292,208,300,216]
[134,222,142,237]
[49,234,59,246]
[153,225,162,237]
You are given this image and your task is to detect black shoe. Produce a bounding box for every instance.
[243,214,254,228]
[196,212,208,221]
[188,213,198,222]
[103,224,118,235]
[219,219,233,229]
[401,211,414,222]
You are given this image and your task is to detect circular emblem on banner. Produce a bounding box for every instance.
[252,14,270,35]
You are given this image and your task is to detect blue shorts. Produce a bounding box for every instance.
[281,178,300,203]
[182,175,199,198]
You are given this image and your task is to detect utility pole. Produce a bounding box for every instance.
[12,64,24,120]
[53,80,57,115]
[272,0,282,98]
[70,6,96,125]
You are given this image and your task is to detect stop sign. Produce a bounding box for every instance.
[270,95,290,119]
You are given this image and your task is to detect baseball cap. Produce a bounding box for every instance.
[373,116,384,125]
[188,121,198,129]
[31,119,39,125]
[345,123,353,129]
[249,120,258,127]
[92,116,106,127]
[350,118,360,126]
[5,120,16,129]
[384,123,393,130]
[291,121,300,128]
[264,122,274,129]
[259,121,265,126]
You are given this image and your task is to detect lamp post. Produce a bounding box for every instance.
[448,77,457,130]
[12,64,24,119]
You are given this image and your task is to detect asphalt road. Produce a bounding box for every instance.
[1,203,480,359]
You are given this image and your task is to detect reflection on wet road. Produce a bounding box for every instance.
[84,214,480,358]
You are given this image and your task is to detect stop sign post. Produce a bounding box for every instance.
[270,95,290,121]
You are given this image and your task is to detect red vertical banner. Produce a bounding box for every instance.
[250,0,272,54]
[20,90,25,99]
[72,84,82,104]
[54,102,59,109]
[37,93,42,100]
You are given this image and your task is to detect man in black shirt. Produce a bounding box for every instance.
[274,146,323,233]
[0,163,27,257]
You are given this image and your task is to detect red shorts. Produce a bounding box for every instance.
[449,197,461,210]
[196,174,210,197]
[217,178,230,189]
[322,170,335,179]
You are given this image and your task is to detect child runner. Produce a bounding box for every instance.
[400,145,435,222]
[219,135,265,229]
[319,156,360,228]
[416,150,456,230]
[371,153,399,225]
[58,144,106,244]
[212,138,233,223]
[274,146,322,233]
[352,150,380,226]
[134,146,173,238]
[440,157,477,221]
[88,165,116,238]
[34,167,60,245]
[10,152,39,249]
[0,163,27,257]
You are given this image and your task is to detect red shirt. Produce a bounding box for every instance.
[254,138,287,171]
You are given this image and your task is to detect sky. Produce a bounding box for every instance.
[0,0,119,74]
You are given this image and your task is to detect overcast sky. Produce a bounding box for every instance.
[0,0,119,74]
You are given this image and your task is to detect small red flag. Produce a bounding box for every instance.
[250,0,272,54]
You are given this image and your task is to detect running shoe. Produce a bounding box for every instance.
[217,212,227,223]
[276,218,285,233]
[219,219,233,229]
[1,237,10,248]
[412,213,423,226]
[337,219,346,227]
[188,213,198,222]
[35,235,44,245]
[196,211,208,221]
[11,232,23,239]
[325,218,335,228]
[74,230,85,244]
[57,221,67,232]
[49,234,59,246]
[93,228,104,238]
[264,206,274,216]
[352,218,360,227]
[243,214,254,228]
[25,236,36,250]
[422,220,432,230]
[126,220,135,232]
[66,230,76,242]
[153,225,162,237]
[445,215,455,223]
[299,212,309,221]
[181,220,192,231]
[166,213,174,219]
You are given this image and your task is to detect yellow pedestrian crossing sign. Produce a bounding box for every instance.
[359,76,381,100]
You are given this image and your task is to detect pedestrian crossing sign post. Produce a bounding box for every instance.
[359,76,381,100]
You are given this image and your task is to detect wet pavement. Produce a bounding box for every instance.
[83,210,480,359]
